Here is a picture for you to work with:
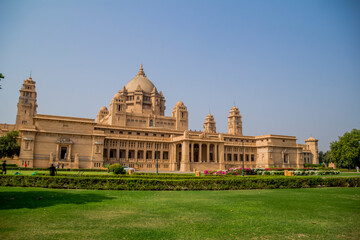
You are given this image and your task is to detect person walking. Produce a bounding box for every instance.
[2,160,6,175]
[49,163,57,176]
[57,162,60,169]
[24,162,27,168]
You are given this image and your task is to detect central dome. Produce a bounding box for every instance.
[125,65,155,93]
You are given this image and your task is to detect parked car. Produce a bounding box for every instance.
[123,166,136,172]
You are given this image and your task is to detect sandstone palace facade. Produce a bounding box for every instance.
[0,65,319,171]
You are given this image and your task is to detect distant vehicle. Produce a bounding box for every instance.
[123,166,135,172]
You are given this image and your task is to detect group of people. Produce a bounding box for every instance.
[1,160,65,176]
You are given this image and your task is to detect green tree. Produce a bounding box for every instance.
[330,129,360,169]
[0,73,4,89]
[318,151,324,163]
[0,131,20,159]
[322,151,332,164]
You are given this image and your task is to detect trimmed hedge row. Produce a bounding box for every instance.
[0,175,359,190]
[6,167,107,172]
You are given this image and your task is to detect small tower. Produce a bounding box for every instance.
[305,137,319,164]
[172,101,188,131]
[227,106,242,136]
[15,76,38,129]
[109,91,127,126]
[203,113,216,133]
[96,106,109,123]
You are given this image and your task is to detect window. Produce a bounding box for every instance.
[22,121,27,125]
[283,153,288,163]
[161,134,164,137]
[60,147,67,160]
[153,134,157,136]
[128,131,132,135]
[251,155,255,162]
[137,132,140,136]
[145,133,148,136]
[25,141,30,150]
[119,131,123,134]
[110,130,114,134]
[149,120,153,127]
[246,154,249,162]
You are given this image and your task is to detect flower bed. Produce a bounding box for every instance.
[204,168,340,176]
[204,168,256,176]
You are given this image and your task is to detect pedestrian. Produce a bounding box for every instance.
[57,162,60,169]
[61,163,64,169]
[49,163,57,176]
[2,160,6,175]
[24,162,27,168]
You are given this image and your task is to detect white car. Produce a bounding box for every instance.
[123,166,136,172]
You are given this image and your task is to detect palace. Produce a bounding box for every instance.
[0,65,318,171]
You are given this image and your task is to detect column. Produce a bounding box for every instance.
[56,144,59,161]
[135,141,138,162]
[152,142,155,163]
[160,143,163,162]
[199,143,202,163]
[180,140,190,171]
[68,144,72,161]
[191,143,194,163]
[218,143,225,170]
[207,143,210,163]
[125,141,129,161]
[215,144,218,163]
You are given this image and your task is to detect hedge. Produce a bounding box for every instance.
[5,167,107,172]
[0,175,359,190]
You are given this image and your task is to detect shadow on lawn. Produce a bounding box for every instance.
[0,190,115,210]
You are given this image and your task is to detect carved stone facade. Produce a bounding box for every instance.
[1,66,319,171]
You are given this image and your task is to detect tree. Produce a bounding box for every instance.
[0,131,20,159]
[330,129,360,169]
[318,151,324,163]
[0,73,4,89]
[322,151,332,164]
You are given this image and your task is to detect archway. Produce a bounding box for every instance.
[201,144,207,162]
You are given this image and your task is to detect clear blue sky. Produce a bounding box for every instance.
[1,0,359,152]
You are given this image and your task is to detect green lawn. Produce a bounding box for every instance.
[0,187,359,240]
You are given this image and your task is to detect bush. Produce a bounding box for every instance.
[0,175,359,190]
[304,163,322,168]
[108,164,125,174]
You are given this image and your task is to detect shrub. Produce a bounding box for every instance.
[0,175,359,190]
[108,164,125,174]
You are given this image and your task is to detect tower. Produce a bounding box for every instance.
[203,113,216,133]
[305,137,319,164]
[172,101,188,131]
[227,106,242,136]
[15,77,38,129]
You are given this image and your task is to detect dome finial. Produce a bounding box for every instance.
[137,64,146,77]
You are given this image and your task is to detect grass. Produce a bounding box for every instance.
[0,187,359,240]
